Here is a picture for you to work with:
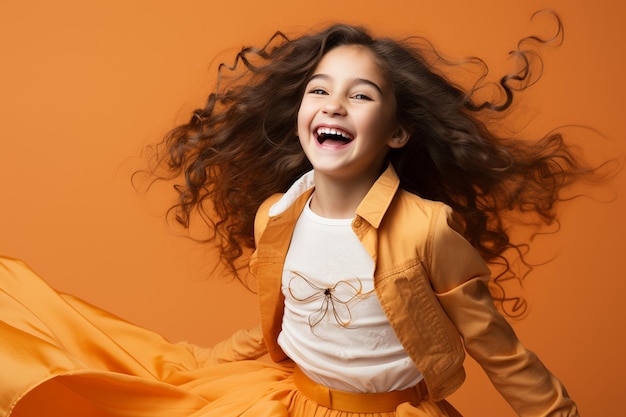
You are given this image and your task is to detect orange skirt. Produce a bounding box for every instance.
[0,257,460,417]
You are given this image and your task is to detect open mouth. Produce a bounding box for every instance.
[316,127,353,145]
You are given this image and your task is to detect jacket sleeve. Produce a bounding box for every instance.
[194,324,267,365]
[193,196,283,367]
[430,205,578,417]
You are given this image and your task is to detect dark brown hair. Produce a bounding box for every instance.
[151,14,603,314]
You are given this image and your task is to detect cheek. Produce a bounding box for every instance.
[370,109,398,139]
[296,103,312,137]
[296,114,308,149]
[358,112,388,139]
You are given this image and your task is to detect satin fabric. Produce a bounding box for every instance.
[0,257,457,417]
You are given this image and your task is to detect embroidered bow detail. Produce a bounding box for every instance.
[287,271,374,329]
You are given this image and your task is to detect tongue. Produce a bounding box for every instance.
[320,134,350,145]
[324,139,348,146]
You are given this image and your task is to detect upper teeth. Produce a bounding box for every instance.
[316,127,353,140]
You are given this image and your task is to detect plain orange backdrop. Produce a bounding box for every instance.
[1,1,624,416]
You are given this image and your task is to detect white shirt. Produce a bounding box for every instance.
[277,197,423,393]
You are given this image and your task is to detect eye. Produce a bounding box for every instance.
[308,88,328,95]
[352,93,372,101]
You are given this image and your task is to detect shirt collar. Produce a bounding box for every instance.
[269,164,400,228]
[268,169,316,217]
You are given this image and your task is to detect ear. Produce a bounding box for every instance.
[388,125,410,149]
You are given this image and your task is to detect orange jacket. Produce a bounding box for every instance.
[249,165,578,417]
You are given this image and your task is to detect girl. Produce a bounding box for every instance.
[2,16,593,417]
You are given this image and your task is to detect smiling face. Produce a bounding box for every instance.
[297,44,408,186]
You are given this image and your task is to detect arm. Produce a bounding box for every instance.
[190,324,267,366]
[188,196,281,367]
[193,195,284,366]
[430,207,578,417]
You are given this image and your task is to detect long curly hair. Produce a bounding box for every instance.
[151,13,602,314]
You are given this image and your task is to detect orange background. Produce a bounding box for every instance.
[1,1,624,416]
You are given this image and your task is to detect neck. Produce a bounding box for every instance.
[309,170,379,219]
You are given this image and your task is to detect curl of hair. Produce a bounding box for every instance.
[151,12,605,314]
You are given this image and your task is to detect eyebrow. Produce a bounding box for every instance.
[307,74,384,95]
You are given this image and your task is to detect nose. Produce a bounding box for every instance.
[322,95,347,116]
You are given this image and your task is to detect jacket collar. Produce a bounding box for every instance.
[269,164,401,229]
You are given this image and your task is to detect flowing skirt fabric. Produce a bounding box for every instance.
[0,257,460,417]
